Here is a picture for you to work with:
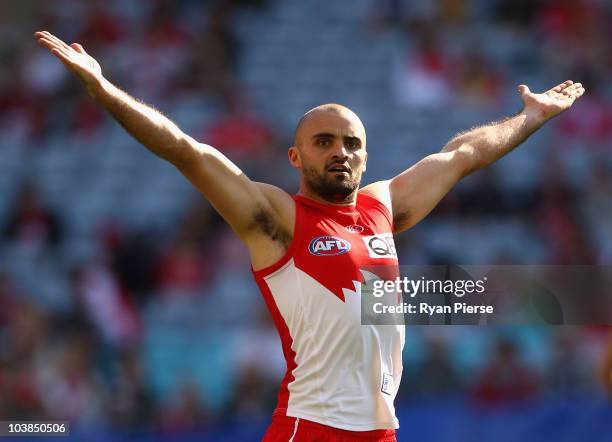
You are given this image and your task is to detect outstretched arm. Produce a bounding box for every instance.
[35,31,189,163]
[363,80,585,233]
[439,81,584,170]
[34,31,293,250]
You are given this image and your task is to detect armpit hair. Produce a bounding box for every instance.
[252,207,292,248]
[393,211,411,232]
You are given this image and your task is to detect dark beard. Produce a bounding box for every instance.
[303,166,360,203]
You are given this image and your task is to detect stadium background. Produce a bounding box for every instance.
[1,0,611,440]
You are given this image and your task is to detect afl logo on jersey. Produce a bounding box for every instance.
[308,236,351,256]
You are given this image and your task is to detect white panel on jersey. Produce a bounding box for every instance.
[263,259,404,431]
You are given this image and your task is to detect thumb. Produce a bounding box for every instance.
[71,43,86,53]
[518,84,531,95]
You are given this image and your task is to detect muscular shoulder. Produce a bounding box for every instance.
[255,182,294,208]
[359,181,393,214]
[360,181,408,232]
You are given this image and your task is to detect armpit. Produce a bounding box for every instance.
[252,208,292,248]
[393,210,411,232]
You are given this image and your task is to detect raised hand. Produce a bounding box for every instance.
[34,31,103,92]
[518,80,585,122]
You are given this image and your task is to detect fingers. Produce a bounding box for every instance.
[563,82,582,92]
[517,84,531,94]
[544,81,585,101]
[35,32,70,56]
[560,82,585,100]
[569,86,586,100]
[34,32,78,70]
[35,31,73,53]
[34,31,89,65]
[71,43,86,54]
[49,48,72,66]
[550,80,573,93]
[36,36,69,57]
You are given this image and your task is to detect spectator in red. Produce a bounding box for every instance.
[392,26,454,109]
[202,94,276,162]
[157,381,211,434]
[535,161,594,264]
[453,51,504,110]
[154,236,210,294]
[473,338,538,404]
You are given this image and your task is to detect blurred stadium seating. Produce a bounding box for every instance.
[1,0,611,440]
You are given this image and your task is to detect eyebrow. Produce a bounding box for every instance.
[312,132,336,140]
[312,133,362,143]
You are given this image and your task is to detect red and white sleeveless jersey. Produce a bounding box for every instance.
[252,193,404,431]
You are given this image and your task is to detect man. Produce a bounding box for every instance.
[35,30,584,441]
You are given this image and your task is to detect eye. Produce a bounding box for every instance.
[346,139,361,150]
[317,138,331,147]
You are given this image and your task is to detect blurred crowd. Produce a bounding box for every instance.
[0,0,611,436]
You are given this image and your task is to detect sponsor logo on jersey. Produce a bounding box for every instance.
[308,236,351,256]
[345,224,364,233]
[381,372,394,395]
[362,233,397,259]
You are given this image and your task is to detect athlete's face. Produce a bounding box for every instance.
[289,108,367,203]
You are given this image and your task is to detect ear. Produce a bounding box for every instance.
[288,146,301,168]
[363,151,368,173]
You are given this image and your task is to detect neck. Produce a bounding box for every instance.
[297,186,358,206]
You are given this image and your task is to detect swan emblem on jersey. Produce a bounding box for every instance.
[308,236,351,256]
[345,224,364,233]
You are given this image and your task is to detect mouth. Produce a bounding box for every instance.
[327,164,351,175]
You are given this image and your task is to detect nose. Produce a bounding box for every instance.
[331,142,350,160]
